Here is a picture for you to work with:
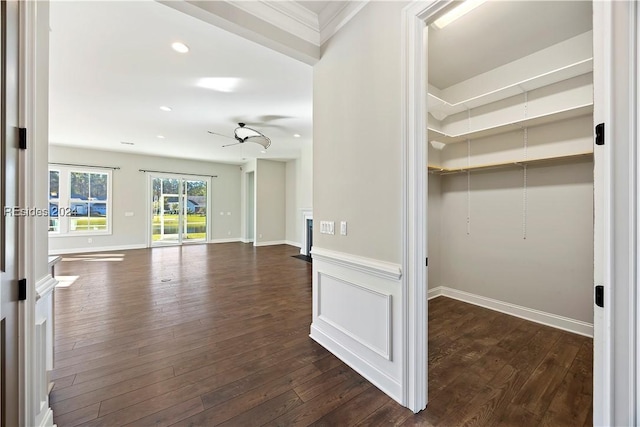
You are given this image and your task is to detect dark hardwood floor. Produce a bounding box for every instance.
[51,243,592,426]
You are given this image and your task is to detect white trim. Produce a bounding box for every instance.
[36,408,54,427]
[430,287,593,338]
[227,0,320,45]
[319,1,370,45]
[427,286,443,300]
[48,243,146,255]
[285,240,301,248]
[400,0,453,413]
[35,275,56,301]
[300,209,312,255]
[240,238,253,244]
[209,238,242,244]
[253,240,288,247]
[311,247,402,281]
[310,324,402,403]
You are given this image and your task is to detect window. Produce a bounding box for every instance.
[49,166,112,235]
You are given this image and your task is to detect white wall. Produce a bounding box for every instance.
[311,1,407,405]
[255,159,286,245]
[427,174,441,288]
[48,146,242,253]
[285,140,312,246]
[430,160,594,324]
[313,1,406,264]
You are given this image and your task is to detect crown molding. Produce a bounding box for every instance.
[319,1,369,45]
[224,1,369,48]
[227,0,320,45]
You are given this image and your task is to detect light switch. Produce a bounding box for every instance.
[340,221,347,236]
[320,221,335,235]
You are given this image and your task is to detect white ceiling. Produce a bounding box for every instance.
[428,1,593,89]
[49,0,314,164]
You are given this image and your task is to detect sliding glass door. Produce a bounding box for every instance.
[150,175,208,246]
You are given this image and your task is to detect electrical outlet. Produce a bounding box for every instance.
[227,231,231,236]
[87,237,93,243]
[259,233,263,238]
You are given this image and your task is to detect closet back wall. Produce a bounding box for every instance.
[435,160,594,324]
[49,146,242,253]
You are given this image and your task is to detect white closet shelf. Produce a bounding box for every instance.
[428,58,593,119]
[428,104,593,144]
[427,152,593,175]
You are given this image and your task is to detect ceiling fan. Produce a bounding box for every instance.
[208,123,271,149]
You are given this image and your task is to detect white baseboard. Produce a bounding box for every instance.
[48,244,146,255]
[209,238,242,244]
[430,286,593,338]
[427,286,443,300]
[310,324,402,404]
[285,240,301,248]
[254,240,288,247]
[240,238,253,244]
[36,407,55,427]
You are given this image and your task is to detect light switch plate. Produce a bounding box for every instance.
[340,221,347,235]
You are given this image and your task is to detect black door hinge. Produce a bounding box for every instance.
[425,257,428,267]
[18,127,27,150]
[595,123,605,146]
[595,285,604,308]
[18,278,27,301]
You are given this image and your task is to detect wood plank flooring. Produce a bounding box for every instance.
[51,243,592,426]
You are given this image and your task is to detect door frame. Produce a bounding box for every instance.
[401,0,639,420]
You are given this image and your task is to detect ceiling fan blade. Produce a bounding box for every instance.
[222,142,243,148]
[207,130,235,140]
[256,114,292,122]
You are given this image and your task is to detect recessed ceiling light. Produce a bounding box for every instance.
[120,141,134,146]
[171,42,189,53]
[293,134,301,138]
[260,150,267,154]
[160,106,172,112]
[433,0,487,29]
[197,77,241,93]
[157,135,165,139]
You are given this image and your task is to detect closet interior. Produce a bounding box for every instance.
[427,1,595,330]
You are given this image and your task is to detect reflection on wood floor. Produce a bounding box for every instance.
[51,243,592,426]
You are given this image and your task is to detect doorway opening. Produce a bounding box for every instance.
[423,0,594,421]
[150,174,209,246]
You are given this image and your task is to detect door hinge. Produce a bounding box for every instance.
[18,127,27,150]
[595,285,604,308]
[425,257,428,267]
[18,278,27,301]
[595,123,605,146]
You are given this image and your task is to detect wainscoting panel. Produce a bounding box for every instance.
[317,273,391,359]
[310,247,403,403]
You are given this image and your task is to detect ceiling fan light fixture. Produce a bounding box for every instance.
[234,123,271,150]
